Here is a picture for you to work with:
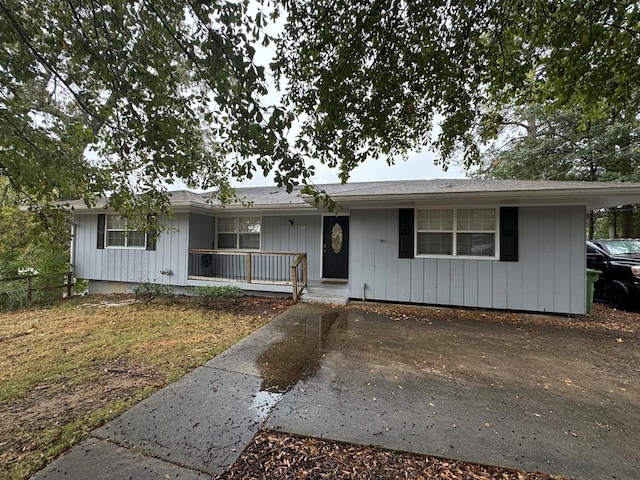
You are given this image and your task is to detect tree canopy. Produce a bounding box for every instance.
[1,0,307,219]
[1,0,640,218]
[473,102,640,237]
[278,0,640,174]
[474,104,640,183]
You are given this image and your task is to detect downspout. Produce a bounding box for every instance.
[362,282,366,301]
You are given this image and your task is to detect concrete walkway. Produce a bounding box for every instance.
[32,303,639,480]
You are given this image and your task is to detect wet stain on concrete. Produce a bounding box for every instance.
[257,311,339,393]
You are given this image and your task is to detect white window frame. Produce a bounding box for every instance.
[415,207,499,259]
[216,216,261,250]
[105,215,147,249]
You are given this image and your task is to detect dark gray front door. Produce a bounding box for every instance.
[322,216,349,279]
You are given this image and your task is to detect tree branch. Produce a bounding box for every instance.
[0,1,101,126]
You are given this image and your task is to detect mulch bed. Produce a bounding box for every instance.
[217,430,563,480]
[73,293,294,318]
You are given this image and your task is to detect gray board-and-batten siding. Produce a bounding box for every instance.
[74,212,192,286]
[73,212,324,287]
[350,206,586,314]
[73,204,587,314]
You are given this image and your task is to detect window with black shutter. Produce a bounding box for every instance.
[398,209,414,258]
[499,207,518,262]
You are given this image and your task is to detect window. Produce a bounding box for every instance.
[105,215,146,248]
[217,216,261,250]
[416,208,496,257]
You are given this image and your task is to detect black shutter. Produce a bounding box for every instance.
[146,215,157,251]
[500,207,518,262]
[97,214,105,249]
[399,209,414,258]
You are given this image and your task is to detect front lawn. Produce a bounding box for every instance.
[0,294,290,480]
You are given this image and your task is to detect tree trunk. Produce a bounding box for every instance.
[587,211,594,240]
[620,205,634,238]
[526,116,537,138]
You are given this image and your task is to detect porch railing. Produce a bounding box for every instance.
[188,250,308,298]
[291,253,307,302]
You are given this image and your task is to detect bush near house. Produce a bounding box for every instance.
[132,282,173,301]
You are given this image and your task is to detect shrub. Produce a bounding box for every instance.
[72,278,89,296]
[0,274,63,311]
[0,285,28,311]
[132,282,172,301]
[191,285,244,302]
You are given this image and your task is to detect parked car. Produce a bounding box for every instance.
[586,239,640,309]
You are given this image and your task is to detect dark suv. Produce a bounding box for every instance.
[586,239,640,309]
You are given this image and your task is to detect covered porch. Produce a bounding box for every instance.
[187,249,308,301]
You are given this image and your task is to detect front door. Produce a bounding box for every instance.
[322,216,349,279]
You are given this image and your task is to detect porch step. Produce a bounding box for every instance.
[300,285,350,305]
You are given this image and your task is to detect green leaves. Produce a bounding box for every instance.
[475,102,640,184]
[278,0,640,172]
[0,179,70,278]
[2,0,640,225]
[0,0,298,218]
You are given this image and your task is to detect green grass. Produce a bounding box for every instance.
[0,296,277,480]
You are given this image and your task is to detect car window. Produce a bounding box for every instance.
[601,240,640,255]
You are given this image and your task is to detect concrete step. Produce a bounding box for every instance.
[300,286,349,305]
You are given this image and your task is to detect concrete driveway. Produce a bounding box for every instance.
[33,303,639,480]
[264,304,639,480]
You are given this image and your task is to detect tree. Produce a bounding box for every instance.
[474,105,640,183]
[0,179,69,278]
[278,0,640,176]
[1,0,309,222]
[472,103,640,238]
[2,1,640,219]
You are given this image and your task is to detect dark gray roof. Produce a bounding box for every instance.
[69,179,640,212]
[220,179,640,208]
[232,179,632,199]
[320,179,625,195]
[168,189,210,204]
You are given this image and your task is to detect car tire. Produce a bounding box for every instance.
[604,280,632,310]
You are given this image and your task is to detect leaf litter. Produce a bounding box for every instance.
[217,430,565,480]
